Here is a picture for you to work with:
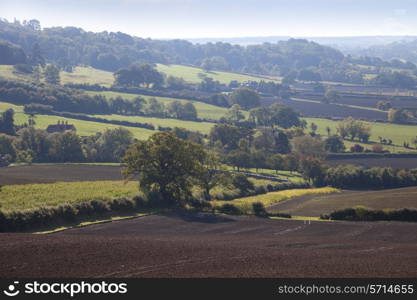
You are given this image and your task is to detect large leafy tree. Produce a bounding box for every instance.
[230,88,260,110]
[269,103,301,129]
[209,124,252,151]
[0,109,15,136]
[15,127,49,162]
[114,64,164,88]
[48,131,84,162]
[291,135,327,159]
[44,64,60,85]
[324,135,345,153]
[0,134,16,162]
[96,127,134,162]
[122,131,207,206]
[197,151,227,200]
[300,157,327,186]
[249,104,301,129]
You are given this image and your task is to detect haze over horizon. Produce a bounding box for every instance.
[1,0,416,39]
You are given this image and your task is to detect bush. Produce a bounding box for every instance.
[218,203,242,215]
[57,204,79,221]
[252,202,267,217]
[231,174,255,195]
[325,207,417,222]
[133,195,148,208]
[109,197,136,211]
[188,199,212,210]
[350,144,364,153]
[90,200,111,213]
[13,64,33,74]
[0,196,147,232]
[254,185,267,195]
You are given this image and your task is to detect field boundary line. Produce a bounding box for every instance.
[33,212,153,235]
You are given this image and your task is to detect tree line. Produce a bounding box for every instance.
[2,19,415,88]
[0,80,199,121]
[0,19,344,76]
[0,125,136,165]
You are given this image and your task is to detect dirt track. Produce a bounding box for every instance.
[1,212,417,278]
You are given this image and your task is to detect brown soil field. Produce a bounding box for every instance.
[261,97,387,120]
[0,165,123,185]
[295,93,417,110]
[325,157,417,169]
[1,212,417,278]
[267,187,417,217]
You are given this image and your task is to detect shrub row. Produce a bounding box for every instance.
[0,197,140,232]
[51,111,157,130]
[324,165,417,189]
[64,84,217,107]
[326,153,417,160]
[0,179,304,231]
[217,202,291,218]
[321,207,417,222]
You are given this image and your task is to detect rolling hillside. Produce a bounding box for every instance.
[156,64,281,84]
[85,90,231,120]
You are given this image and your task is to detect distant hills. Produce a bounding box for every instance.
[1,18,417,77]
[187,35,417,49]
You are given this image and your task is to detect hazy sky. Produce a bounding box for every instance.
[1,0,416,38]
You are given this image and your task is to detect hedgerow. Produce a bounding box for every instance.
[321,206,417,222]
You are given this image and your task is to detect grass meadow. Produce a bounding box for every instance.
[85,90,231,120]
[13,111,155,139]
[156,64,281,84]
[0,64,278,87]
[304,117,417,152]
[0,99,213,136]
[0,181,138,212]
[0,177,280,213]
[61,66,115,87]
[0,65,32,82]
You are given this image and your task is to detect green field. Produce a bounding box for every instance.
[0,101,156,139]
[1,64,279,87]
[0,181,138,212]
[85,90,232,120]
[212,187,339,214]
[0,101,23,112]
[0,100,213,136]
[0,65,115,86]
[0,177,281,213]
[61,66,115,87]
[13,111,154,139]
[0,65,32,82]
[304,117,417,152]
[156,64,281,84]
[62,64,280,86]
[94,114,215,134]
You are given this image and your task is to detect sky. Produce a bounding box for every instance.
[1,0,417,39]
